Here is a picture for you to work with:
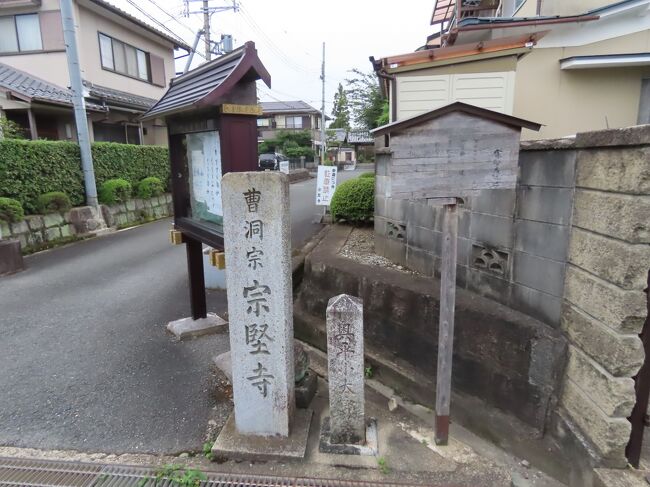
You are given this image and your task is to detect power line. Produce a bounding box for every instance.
[143,0,197,37]
[125,0,182,39]
[136,0,209,62]
[237,1,319,77]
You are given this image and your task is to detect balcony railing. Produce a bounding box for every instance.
[432,0,503,29]
[0,0,42,8]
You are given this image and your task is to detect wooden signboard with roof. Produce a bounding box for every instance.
[142,41,271,321]
[372,102,540,445]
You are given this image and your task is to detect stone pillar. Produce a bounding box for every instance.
[222,171,295,437]
[559,126,650,467]
[326,294,365,444]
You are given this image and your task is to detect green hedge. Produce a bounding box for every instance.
[359,172,375,178]
[36,191,72,214]
[330,177,375,223]
[99,179,132,205]
[136,176,164,199]
[0,139,169,214]
[0,197,24,223]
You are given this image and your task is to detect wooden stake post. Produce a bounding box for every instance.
[370,102,540,446]
[433,198,458,445]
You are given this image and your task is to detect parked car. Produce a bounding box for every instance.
[259,153,288,171]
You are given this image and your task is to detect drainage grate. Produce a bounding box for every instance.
[0,457,430,487]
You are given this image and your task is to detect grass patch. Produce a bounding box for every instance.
[116,216,157,231]
[377,456,390,474]
[21,234,90,255]
[137,464,207,487]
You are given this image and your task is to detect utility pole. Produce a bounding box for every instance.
[203,0,211,61]
[320,42,326,165]
[185,0,237,63]
[184,29,204,73]
[60,0,99,207]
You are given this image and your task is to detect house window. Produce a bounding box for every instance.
[93,122,142,145]
[285,116,302,129]
[257,118,271,127]
[0,14,42,53]
[99,33,150,82]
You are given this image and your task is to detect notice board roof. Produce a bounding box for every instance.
[371,102,541,137]
[143,41,271,120]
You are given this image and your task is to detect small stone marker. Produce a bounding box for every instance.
[326,294,365,444]
[221,171,295,437]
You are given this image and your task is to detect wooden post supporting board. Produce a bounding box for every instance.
[185,236,207,321]
[435,199,459,445]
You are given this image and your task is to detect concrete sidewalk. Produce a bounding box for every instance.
[0,342,564,486]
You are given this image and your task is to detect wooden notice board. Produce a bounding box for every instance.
[372,102,540,444]
[141,41,271,320]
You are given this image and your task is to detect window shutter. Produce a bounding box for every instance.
[302,116,311,129]
[40,11,64,51]
[150,54,166,87]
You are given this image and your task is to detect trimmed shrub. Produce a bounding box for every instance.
[0,139,169,213]
[99,179,132,205]
[136,176,164,199]
[36,191,72,214]
[330,177,374,222]
[359,172,375,178]
[0,197,24,223]
[92,142,169,192]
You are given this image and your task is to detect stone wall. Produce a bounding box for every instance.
[0,194,172,251]
[295,225,567,434]
[375,145,574,328]
[558,126,649,467]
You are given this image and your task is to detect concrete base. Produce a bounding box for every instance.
[319,416,378,456]
[0,239,24,276]
[166,313,227,340]
[211,409,313,461]
[212,351,233,381]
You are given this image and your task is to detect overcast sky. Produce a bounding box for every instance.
[110,0,434,115]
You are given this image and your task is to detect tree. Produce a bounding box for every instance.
[259,130,315,160]
[0,117,25,139]
[344,69,386,130]
[329,83,350,129]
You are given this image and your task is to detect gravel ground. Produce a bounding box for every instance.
[338,227,419,274]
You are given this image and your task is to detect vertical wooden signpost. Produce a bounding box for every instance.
[434,197,458,443]
[371,102,540,445]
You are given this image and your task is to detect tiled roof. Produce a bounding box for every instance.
[0,62,105,111]
[0,62,159,112]
[84,82,158,109]
[0,62,72,106]
[143,41,271,120]
[260,100,320,114]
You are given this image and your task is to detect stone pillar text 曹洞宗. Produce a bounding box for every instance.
[222,172,295,437]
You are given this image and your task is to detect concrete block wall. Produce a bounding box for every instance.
[558,126,650,467]
[374,147,575,328]
[0,194,172,251]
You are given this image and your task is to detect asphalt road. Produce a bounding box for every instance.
[0,168,363,454]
